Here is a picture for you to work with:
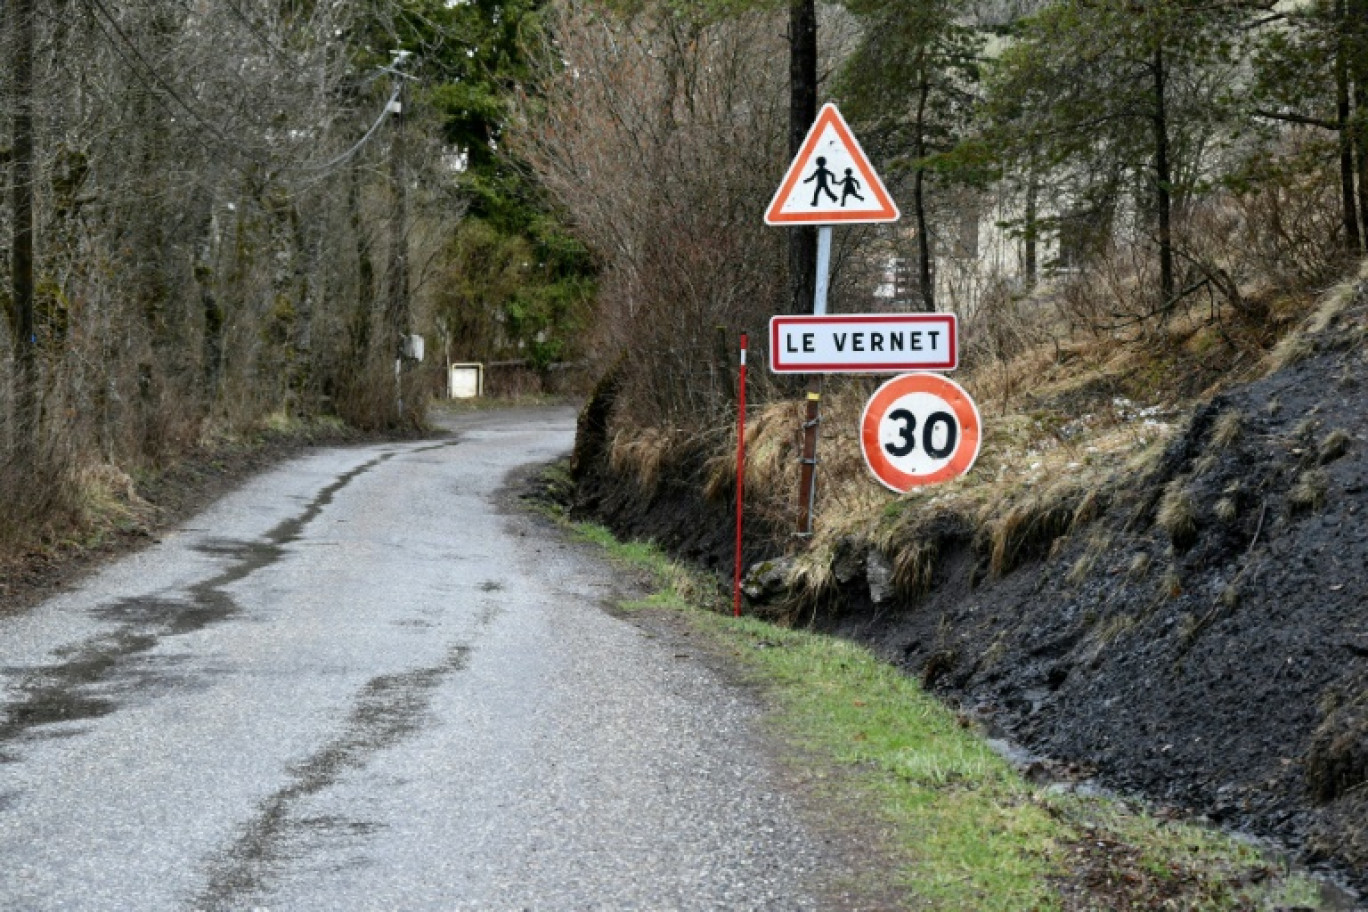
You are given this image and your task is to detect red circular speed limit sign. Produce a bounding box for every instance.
[861,373,982,492]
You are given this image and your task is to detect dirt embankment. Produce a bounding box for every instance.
[573,290,1368,899]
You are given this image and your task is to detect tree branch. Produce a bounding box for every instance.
[1252,108,1339,131]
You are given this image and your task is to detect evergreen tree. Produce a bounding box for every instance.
[837,0,984,311]
[351,0,596,370]
[984,0,1246,313]
[1249,0,1368,254]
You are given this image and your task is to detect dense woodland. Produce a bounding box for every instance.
[516,0,1368,439]
[0,0,591,544]
[3,0,1368,546]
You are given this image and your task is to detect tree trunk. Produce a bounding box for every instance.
[192,192,224,405]
[789,0,817,315]
[349,163,375,363]
[1023,171,1038,288]
[914,168,933,312]
[1152,41,1175,309]
[1336,0,1362,253]
[914,70,934,312]
[1350,0,1368,248]
[10,0,38,457]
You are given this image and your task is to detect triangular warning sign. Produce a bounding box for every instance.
[765,103,899,226]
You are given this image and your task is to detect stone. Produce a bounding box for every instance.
[867,548,894,605]
[742,557,796,603]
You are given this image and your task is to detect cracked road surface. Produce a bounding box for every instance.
[0,407,839,910]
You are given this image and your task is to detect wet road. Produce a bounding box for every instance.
[0,407,834,910]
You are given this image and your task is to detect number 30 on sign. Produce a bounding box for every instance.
[861,373,982,492]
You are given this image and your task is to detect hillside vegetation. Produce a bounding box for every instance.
[574,250,1368,900]
[541,0,1368,899]
[0,0,593,564]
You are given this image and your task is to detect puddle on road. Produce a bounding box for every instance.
[0,631,158,743]
[407,440,463,455]
[265,454,393,547]
[0,453,394,752]
[3,688,116,730]
[193,645,472,911]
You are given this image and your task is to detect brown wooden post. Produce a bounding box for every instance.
[796,385,822,536]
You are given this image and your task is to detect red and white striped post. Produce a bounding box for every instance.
[733,333,748,618]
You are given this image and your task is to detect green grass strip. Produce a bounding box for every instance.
[564,516,1326,911]
[711,614,1061,909]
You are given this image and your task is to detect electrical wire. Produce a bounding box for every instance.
[84,0,236,150]
[287,85,403,174]
[81,0,408,186]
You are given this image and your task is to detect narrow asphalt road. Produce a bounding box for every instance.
[0,407,845,911]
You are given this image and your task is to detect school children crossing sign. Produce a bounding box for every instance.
[765,103,899,226]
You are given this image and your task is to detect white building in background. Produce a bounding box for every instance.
[870,182,1066,318]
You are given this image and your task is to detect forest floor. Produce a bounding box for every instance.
[572,277,1368,905]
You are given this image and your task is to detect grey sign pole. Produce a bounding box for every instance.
[797,225,833,536]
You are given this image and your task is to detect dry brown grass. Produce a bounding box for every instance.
[1288,468,1330,515]
[1161,565,1184,599]
[1214,497,1238,524]
[608,426,677,492]
[1210,410,1243,449]
[987,482,1085,577]
[76,463,156,534]
[1263,259,1368,375]
[1156,482,1199,550]
[1318,428,1352,465]
[634,255,1367,613]
[785,543,838,611]
[722,324,1192,596]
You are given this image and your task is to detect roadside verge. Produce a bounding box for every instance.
[529,462,1335,911]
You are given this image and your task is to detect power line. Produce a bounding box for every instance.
[289,85,403,174]
[84,0,237,149]
[81,0,409,186]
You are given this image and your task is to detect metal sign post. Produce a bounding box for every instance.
[734,334,749,616]
[814,226,833,315]
[765,104,900,538]
[796,226,832,537]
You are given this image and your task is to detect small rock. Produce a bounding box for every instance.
[742,557,796,603]
[867,548,894,604]
[831,537,866,585]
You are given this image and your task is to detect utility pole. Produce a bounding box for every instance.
[789,0,821,537]
[10,0,38,459]
[788,0,818,316]
[386,67,411,421]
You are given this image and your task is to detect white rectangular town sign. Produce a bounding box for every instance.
[769,314,957,374]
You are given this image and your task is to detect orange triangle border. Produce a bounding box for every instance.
[765,103,899,226]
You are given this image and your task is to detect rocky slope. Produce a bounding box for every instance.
[573,280,1368,900]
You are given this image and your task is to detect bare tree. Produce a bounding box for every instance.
[513,0,789,429]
